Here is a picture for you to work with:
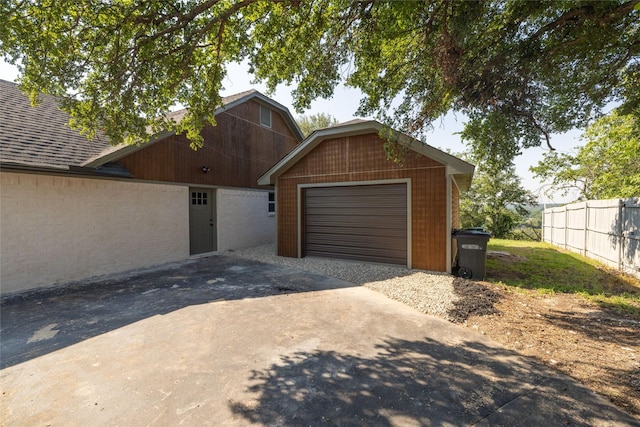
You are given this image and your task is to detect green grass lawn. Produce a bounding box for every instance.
[485,239,640,317]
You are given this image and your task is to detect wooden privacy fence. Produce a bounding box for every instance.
[543,198,640,278]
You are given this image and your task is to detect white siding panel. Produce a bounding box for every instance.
[586,201,619,267]
[216,188,275,251]
[565,203,586,253]
[550,206,566,247]
[0,171,189,295]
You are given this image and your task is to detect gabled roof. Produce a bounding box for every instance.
[0,80,303,170]
[0,79,111,170]
[82,89,304,167]
[258,120,475,190]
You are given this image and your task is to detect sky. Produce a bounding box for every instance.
[1,59,583,204]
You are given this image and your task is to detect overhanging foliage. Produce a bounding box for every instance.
[2,0,638,162]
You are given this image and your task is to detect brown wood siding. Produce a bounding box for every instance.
[451,180,460,264]
[305,184,407,265]
[119,100,299,189]
[277,133,448,271]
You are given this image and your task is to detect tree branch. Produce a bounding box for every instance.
[531,1,638,41]
[132,0,261,49]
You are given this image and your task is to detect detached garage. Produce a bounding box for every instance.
[258,120,474,273]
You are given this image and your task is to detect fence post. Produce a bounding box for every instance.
[583,201,588,257]
[548,208,553,245]
[551,208,556,245]
[564,205,568,249]
[542,206,545,242]
[618,199,624,271]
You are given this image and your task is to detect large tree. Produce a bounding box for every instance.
[531,111,640,200]
[460,158,536,239]
[2,1,638,157]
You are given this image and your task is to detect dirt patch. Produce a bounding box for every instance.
[461,283,640,417]
[448,279,500,323]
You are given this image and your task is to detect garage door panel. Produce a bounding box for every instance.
[305,215,407,228]
[305,244,407,264]
[306,195,406,209]
[306,226,405,238]
[304,184,408,266]
[306,233,407,249]
[306,192,405,201]
[306,208,408,217]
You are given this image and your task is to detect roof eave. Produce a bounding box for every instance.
[0,161,130,178]
[0,161,69,172]
[451,172,474,192]
[82,130,174,168]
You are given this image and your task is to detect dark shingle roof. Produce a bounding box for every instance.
[0,79,111,169]
[0,82,302,170]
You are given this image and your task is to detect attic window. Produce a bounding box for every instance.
[260,104,271,128]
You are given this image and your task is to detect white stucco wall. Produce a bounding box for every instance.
[0,171,190,295]
[216,188,275,252]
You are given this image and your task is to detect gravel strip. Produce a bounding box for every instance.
[228,244,459,320]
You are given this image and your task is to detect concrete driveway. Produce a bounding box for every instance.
[0,255,636,426]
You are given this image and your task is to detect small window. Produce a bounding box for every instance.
[260,104,271,128]
[191,192,207,205]
[268,191,275,214]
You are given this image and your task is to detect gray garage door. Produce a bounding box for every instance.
[304,184,407,265]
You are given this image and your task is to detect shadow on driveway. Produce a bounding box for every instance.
[229,337,632,426]
[0,254,355,369]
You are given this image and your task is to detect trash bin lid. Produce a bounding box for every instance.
[453,228,491,237]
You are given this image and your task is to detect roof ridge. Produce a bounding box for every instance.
[221,88,258,102]
[165,89,261,120]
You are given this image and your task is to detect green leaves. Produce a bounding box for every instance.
[1,0,638,160]
[531,111,640,200]
[460,158,536,238]
[453,147,536,239]
[2,0,259,146]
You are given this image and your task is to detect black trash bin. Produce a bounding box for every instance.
[452,229,491,280]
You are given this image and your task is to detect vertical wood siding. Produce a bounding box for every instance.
[452,182,460,229]
[119,100,299,189]
[277,133,449,271]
